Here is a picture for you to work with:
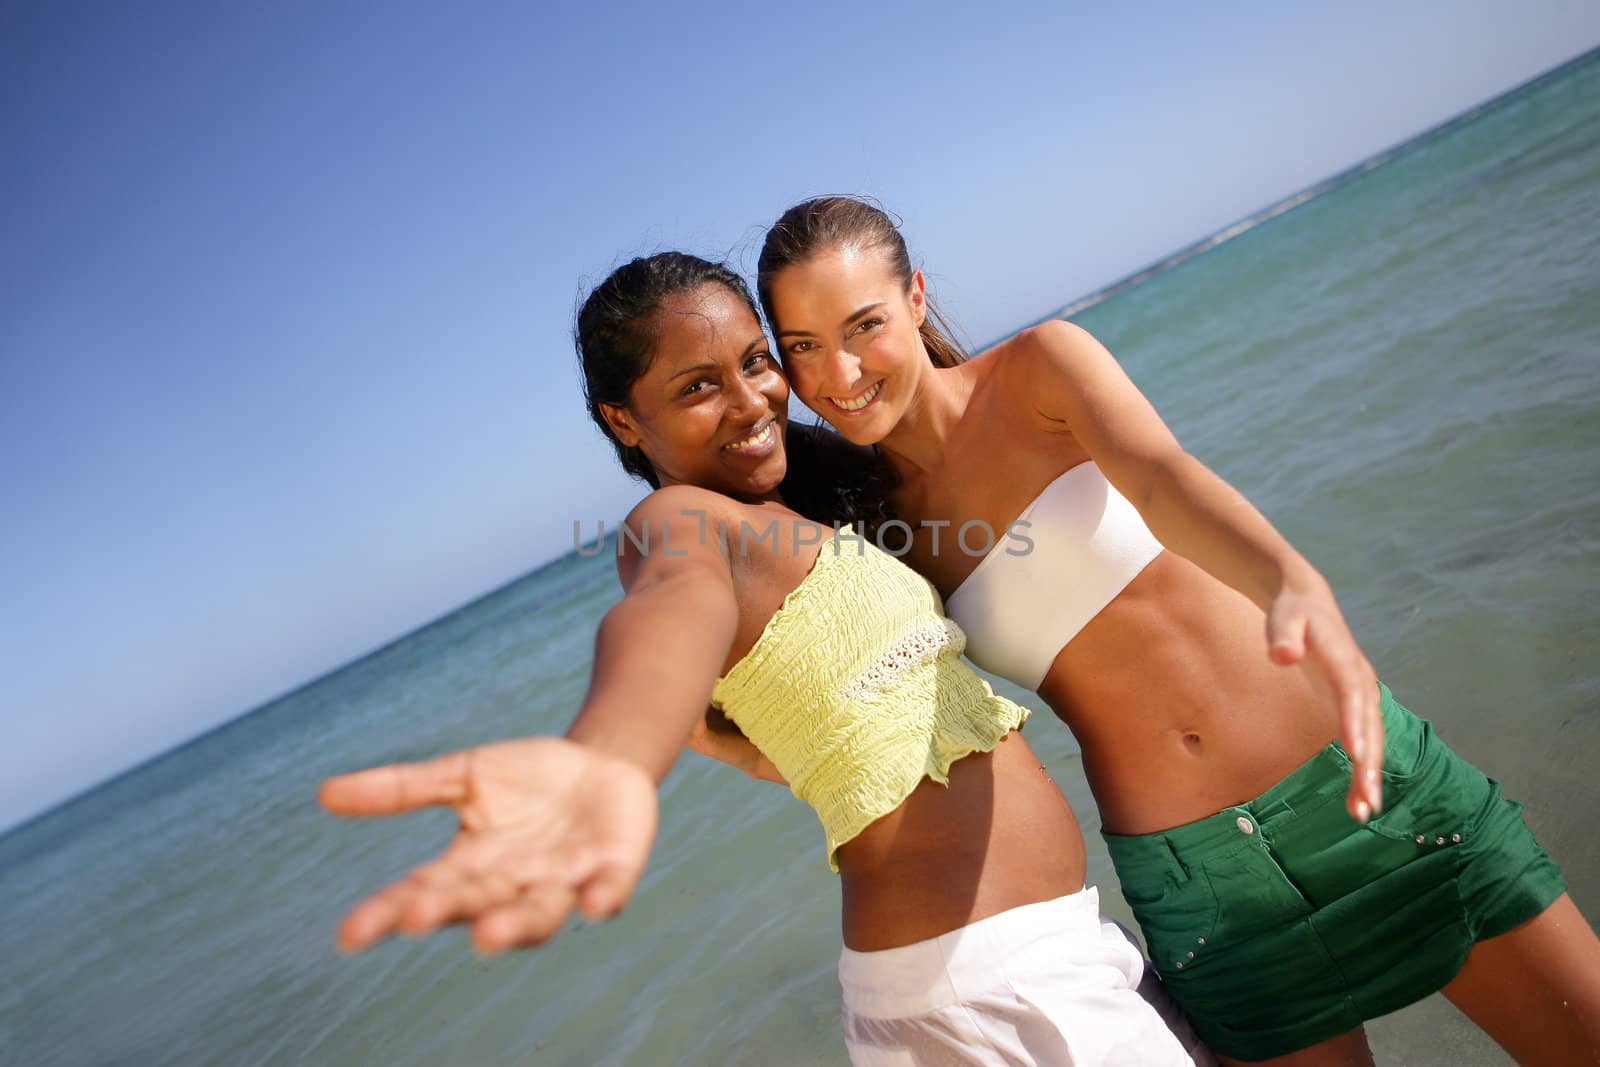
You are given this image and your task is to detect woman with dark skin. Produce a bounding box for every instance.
[748,196,1600,1066]
[321,254,1210,1065]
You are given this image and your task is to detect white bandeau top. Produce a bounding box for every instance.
[942,461,1164,690]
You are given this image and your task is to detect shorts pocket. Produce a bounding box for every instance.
[1121,862,1221,978]
[1363,737,1486,851]
[1146,847,1347,1057]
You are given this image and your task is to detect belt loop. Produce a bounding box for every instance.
[1161,834,1191,884]
[1254,797,1295,824]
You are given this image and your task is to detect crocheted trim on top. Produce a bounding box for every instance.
[840,617,967,703]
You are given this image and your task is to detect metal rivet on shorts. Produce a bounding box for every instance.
[1187,951,1196,959]
[1415,834,1426,844]
[1197,937,1206,946]
[1175,961,1184,969]
[1436,836,1446,846]
[1236,816,1254,835]
[1451,833,1462,843]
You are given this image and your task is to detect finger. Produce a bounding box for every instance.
[471,883,579,954]
[336,856,478,949]
[337,876,425,951]
[570,842,649,921]
[1346,773,1375,823]
[576,863,638,922]
[1267,607,1308,667]
[1363,690,1386,815]
[398,868,521,935]
[319,751,473,817]
[1339,680,1382,822]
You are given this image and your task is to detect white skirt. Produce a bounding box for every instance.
[838,887,1215,1066]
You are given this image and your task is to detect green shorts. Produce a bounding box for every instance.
[1103,683,1567,1062]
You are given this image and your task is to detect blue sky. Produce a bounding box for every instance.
[3,2,1597,832]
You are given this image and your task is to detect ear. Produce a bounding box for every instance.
[907,269,928,328]
[599,402,642,447]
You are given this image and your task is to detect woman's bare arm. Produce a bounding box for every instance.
[566,492,741,782]
[1014,320,1383,820]
[319,488,745,952]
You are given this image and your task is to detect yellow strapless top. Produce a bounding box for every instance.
[711,533,1028,872]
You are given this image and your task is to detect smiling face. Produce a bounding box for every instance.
[766,244,928,446]
[600,282,789,500]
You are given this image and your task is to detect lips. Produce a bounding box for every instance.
[828,380,882,413]
[723,418,778,453]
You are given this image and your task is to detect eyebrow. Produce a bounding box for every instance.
[667,362,717,381]
[776,302,886,339]
[665,338,767,380]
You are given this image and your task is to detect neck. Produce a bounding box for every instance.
[877,361,972,482]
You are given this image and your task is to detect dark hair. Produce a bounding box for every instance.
[574,250,886,526]
[778,421,900,533]
[575,252,758,488]
[756,196,968,369]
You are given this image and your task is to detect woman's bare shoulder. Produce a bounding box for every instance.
[958,321,1085,420]
[624,484,743,530]
[979,321,1102,382]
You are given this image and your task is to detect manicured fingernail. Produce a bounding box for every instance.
[1355,800,1371,823]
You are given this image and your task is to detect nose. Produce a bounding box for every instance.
[727,371,768,420]
[823,345,864,393]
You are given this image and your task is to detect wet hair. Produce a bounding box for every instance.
[574,250,886,526]
[756,196,968,369]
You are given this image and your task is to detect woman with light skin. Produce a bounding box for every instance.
[749,196,1600,1066]
[321,253,1212,1066]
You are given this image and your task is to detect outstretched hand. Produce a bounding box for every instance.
[1266,581,1384,822]
[319,737,658,954]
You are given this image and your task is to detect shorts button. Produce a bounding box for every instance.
[1236,816,1254,835]
[1451,833,1463,843]
[1187,951,1195,959]
[1435,836,1446,846]
[1415,834,1426,844]
[1197,937,1206,946]
[1175,961,1185,969]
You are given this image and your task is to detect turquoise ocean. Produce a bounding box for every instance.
[4,53,1598,1067]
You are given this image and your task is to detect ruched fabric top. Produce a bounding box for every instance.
[711,533,1028,872]
[944,462,1164,690]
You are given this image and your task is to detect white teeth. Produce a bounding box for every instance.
[725,422,776,452]
[830,381,881,412]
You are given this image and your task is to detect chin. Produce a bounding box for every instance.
[837,421,885,446]
[724,458,786,498]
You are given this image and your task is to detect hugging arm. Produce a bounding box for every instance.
[689,707,788,785]
[1016,320,1384,821]
[320,493,740,953]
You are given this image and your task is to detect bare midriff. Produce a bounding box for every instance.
[1038,550,1342,835]
[833,730,1087,952]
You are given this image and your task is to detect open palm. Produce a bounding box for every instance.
[320,737,658,953]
